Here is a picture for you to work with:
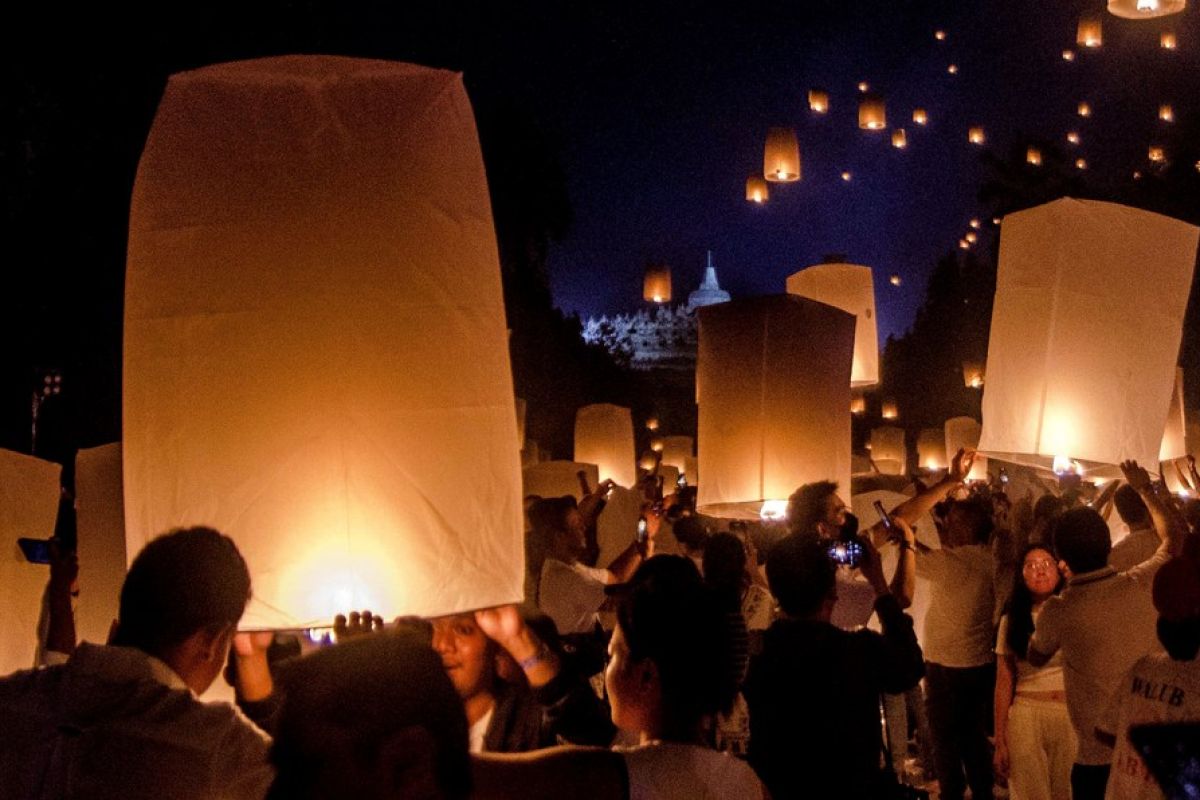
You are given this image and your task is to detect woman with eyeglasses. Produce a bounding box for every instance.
[993,544,1076,800]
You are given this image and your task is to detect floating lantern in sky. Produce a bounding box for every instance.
[638,451,658,472]
[858,81,870,93]
[1161,31,1178,49]
[786,261,880,387]
[1159,104,1175,122]
[661,435,694,473]
[124,57,526,627]
[650,436,664,452]
[970,218,981,229]
[1108,0,1187,19]
[1078,101,1092,117]
[993,217,1002,225]
[947,64,959,74]
[913,108,928,125]
[978,198,1199,479]
[959,239,971,250]
[1134,170,1144,179]
[881,398,899,420]
[870,427,906,475]
[946,417,989,482]
[841,171,853,182]
[1078,14,1103,47]
[965,231,978,244]
[890,274,902,286]
[574,404,636,487]
[892,129,908,149]
[859,94,887,130]
[1149,145,1167,163]
[1067,131,1081,144]
[963,361,985,389]
[1076,158,1088,170]
[809,89,830,113]
[1062,49,1076,61]
[851,393,867,415]
[746,176,769,204]
[764,127,801,182]
[918,429,947,471]
[1026,146,1043,166]
[643,264,672,303]
[969,126,986,145]
[646,416,660,431]
[695,295,854,518]
[935,29,947,41]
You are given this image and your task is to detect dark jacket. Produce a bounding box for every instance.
[745,594,924,799]
[484,664,615,752]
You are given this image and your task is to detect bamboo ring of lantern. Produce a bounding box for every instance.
[1077,14,1103,47]
[858,94,887,130]
[785,262,880,388]
[1026,147,1043,166]
[1078,102,1092,117]
[968,127,986,145]
[891,129,908,149]
[1159,104,1174,122]
[763,127,801,182]
[574,404,636,488]
[1161,32,1178,49]
[912,108,928,126]
[1149,146,1166,164]
[808,89,830,114]
[643,264,672,303]
[1107,0,1187,19]
[746,176,769,204]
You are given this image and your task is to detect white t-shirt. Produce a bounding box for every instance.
[468,705,495,754]
[916,543,996,667]
[618,741,766,800]
[831,567,878,630]
[1101,654,1200,800]
[1029,546,1169,765]
[538,558,610,635]
[996,610,1066,694]
[741,584,774,632]
[1109,526,1161,573]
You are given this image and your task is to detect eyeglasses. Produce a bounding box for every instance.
[1023,559,1057,573]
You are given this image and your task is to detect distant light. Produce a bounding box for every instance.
[992,217,1001,225]
[947,64,959,74]
[935,29,947,41]
[646,417,659,431]
[959,239,970,250]
[1149,145,1166,163]
[969,218,981,229]
[760,499,789,521]
[1076,158,1088,170]
[1161,31,1177,49]
[1067,131,1081,144]
[889,274,902,286]
[858,81,870,93]
[1134,170,1143,179]
[1159,104,1174,122]
[968,126,985,145]
[1062,49,1076,61]
[808,89,830,114]
[1077,14,1103,48]
[965,231,978,244]
[1078,101,1092,117]
[841,171,853,182]
[891,129,908,149]
[912,108,928,125]
[1026,146,1043,166]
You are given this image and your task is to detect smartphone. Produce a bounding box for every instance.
[576,470,592,497]
[872,500,894,533]
[636,518,649,544]
[17,537,52,565]
[826,537,864,568]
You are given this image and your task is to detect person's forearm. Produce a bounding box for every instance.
[45,591,76,656]
[1138,485,1185,553]
[994,656,1015,746]
[234,653,275,702]
[500,629,561,690]
[891,476,961,526]
[606,540,645,584]
[889,546,915,609]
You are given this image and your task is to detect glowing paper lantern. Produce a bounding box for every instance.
[638,451,658,472]
[841,171,853,182]
[515,398,527,447]
[0,449,60,675]
[660,436,694,473]
[1076,159,1088,170]
[1067,131,1081,144]
[892,129,908,149]
[75,443,128,646]
[1108,0,1187,19]
[965,232,978,244]
[935,30,947,41]
[574,404,636,488]
[523,461,600,502]
[945,417,989,482]
[918,429,947,470]
[746,176,769,204]
[881,399,899,419]
[786,261,880,387]
[913,109,929,125]
[650,437,665,453]
[857,81,870,93]
[969,126,986,145]
[870,427,907,475]
[889,274,902,286]
[851,393,867,415]
[1160,369,1187,461]
[1078,14,1103,47]
[809,89,830,113]
[963,361,986,389]
[764,127,801,182]
[858,94,887,130]
[1063,49,1077,61]
[696,296,855,518]
[959,239,971,251]
[124,57,525,628]
[1160,104,1175,122]
[1026,147,1043,166]
[1149,145,1166,163]
[978,198,1199,478]
[644,264,672,303]
[970,219,982,229]
[1078,102,1092,117]
[683,455,700,486]
[1161,31,1178,49]
[947,64,959,74]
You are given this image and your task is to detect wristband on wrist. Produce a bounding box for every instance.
[518,643,552,671]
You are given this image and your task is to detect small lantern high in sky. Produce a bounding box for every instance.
[1067,131,1081,144]
[913,108,929,125]
[851,393,867,415]
[574,404,636,488]
[809,89,830,113]
[1160,104,1175,122]
[963,360,985,389]
[1078,14,1103,47]
[1026,146,1043,166]
[1078,101,1092,117]
[1063,49,1076,61]
[892,129,908,149]
[947,64,959,74]
[643,264,672,303]
[1076,158,1088,170]
[763,127,801,182]
[858,94,887,130]
[881,398,899,419]
[1108,0,1187,18]
[1161,31,1178,49]
[969,126,986,145]
[746,176,769,204]
[786,261,881,388]
[1149,145,1167,163]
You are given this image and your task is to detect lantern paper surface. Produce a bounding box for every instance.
[945,417,989,481]
[808,89,829,113]
[523,461,600,502]
[858,95,887,130]
[1108,0,1186,19]
[515,398,527,447]
[763,127,801,182]
[871,427,907,475]
[683,455,699,486]
[124,57,525,628]
[978,198,1199,478]
[786,262,880,387]
[1159,369,1187,461]
[745,176,769,204]
[643,265,673,303]
[661,436,694,472]
[574,404,636,488]
[0,449,60,675]
[75,443,127,646]
[696,296,855,518]
[1078,15,1103,47]
[595,487,645,568]
[917,429,947,470]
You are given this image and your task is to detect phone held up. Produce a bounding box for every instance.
[17,537,53,565]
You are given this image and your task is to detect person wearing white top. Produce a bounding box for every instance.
[994,544,1076,800]
[1109,484,1162,573]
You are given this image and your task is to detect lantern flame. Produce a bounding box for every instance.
[913,109,928,125]
[1063,49,1076,61]
[1161,32,1177,49]
[1052,455,1081,476]
[759,499,789,521]
[1160,104,1174,122]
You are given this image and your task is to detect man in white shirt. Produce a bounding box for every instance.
[0,527,273,800]
[1110,484,1161,572]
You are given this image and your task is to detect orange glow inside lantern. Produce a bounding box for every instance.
[1078,102,1092,117]
[1160,104,1175,122]
[858,95,887,130]
[891,129,908,149]
[809,89,830,113]
[763,127,801,182]
[1108,0,1187,19]
[574,404,636,488]
[1076,158,1088,170]
[1026,147,1043,166]
[913,108,928,125]
[646,417,660,431]
[746,176,769,204]
[968,127,985,145]
[1161,32,1177,49]
[643,265,672,303]
[1067,131,1081,144]
[881,399,899,419]
[650,437,664,453]
[1078,15,1103,47]
[947,64,958,74]
[962,361,985,389]
[935,30,947,41]
[1063,49,1076,61]
[918,429,947,471]
[851,394,867,414]
[1149,146,1166,163]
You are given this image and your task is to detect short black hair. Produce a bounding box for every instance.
[702,532,747,608]
[1158,617,1200,661]
[1114,484,1151,527]
[1053,507,1112,574]
[949,497,995,544]
[113,527,251,657]
[787,481,839,536]
[766,533,836,617]
[672,515,711,550]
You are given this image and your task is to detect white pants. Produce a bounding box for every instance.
[1007,696,1077,800]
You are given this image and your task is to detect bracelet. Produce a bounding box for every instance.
[898,540,915,553]
[519,643,551,671]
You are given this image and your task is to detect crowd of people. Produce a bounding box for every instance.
[2,447,1200,799]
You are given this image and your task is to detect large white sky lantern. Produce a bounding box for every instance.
[124,57,525,629]
[75,443,128,646]
[786,262,880,387]
[1160,369,1187,462]
[1108,0,1187,19]
[696,295,855,518]
[978,198,1198,479]
[574,404,636,488]
[945,416,988,482]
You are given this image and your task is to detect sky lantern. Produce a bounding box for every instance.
[123,57,526,628]
[918,429,947,470]
[574,404,636,488]
[786,261,880,387]
[696,296,854,519]
[913,108,929,125]
[1149,145,1167,163]
[1067,131,1081,144]
[764,127,801,182]
[1161,31,1178,49]
[892,129,908,149]
[935,29,947,41]
[1159,369,1187,462]
[661,435,694,473]
[859,94,887,130]
[646,416,660,431]
[1063,49,1076,61]
[841,171,853,182]
[1160,104,1175,122]
[889,274,902,286]
[945,417,989,481]
[1107,0,1187,19]
[963,358,987,389]
[523,461,600,501]
[870,427,906,475]
[1078,14,1103,47]
[959,239,971,250]
[650,436,665,453]
[1026,146,1043,166]
[1078,101,1092,117]
[970,218,981,229]
[643,264,672,303]
[1076,158,1088,170]
[851,393,867,415]
[809,89,830,113]
[881,398,899,419]
[965,231,978,244]
[683,455,699,486]
[969,126,986,145]
[638,451,658,472]
[746,176,769,203]
[857,81,870,93]
[75,443,128,646]
[947,64,959,74]
[978,198,1199,479]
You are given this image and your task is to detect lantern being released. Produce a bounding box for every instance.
[786,261,880,387]
[870,427,906,475]
[978,198,1199,479]
[644,264,672,303]
[808,89,830,113]
[1108,0,1187,18]
[123,57,526,628]
[746,176,769,204]
[696,296,855,519]
[858,94,887,130]
[969,127,986,145]
[764,127,801,182]
[917,429,946,471]
[945,417,989,482]
[1161,31,1178,49]
[1078,15,1103,47]
[574,404,636,488]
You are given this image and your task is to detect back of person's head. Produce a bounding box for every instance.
[112,527,250,658]
[616,556,737,739]
[948,496,995,545]
[269,631,470,800]
[1053,507,1112,574]
[527,495,577,536]
[766,533,836,618]
[1034,493,1065,523]
[702,532,746,608]
[672,515,710,552]
[1114,484,1151,528]
[786,480,838,536]
[1153,557,1200,661]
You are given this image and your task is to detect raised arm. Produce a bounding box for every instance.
[1121,460,1187,556]
[890,448,974,526]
